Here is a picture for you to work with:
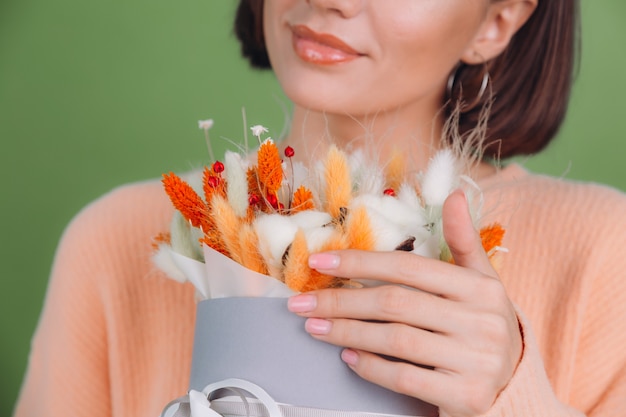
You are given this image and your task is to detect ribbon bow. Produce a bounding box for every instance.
[160,378,283,417]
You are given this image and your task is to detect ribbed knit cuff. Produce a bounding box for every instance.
[481,307,585,417]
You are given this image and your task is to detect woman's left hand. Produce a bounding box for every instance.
[287,190,523,417]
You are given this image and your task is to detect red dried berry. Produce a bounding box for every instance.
[284,146,295,158]
[383,188,396,197]
[212,161,225,173]
[207,176,221,188]
[248,194,260,206]
[266,193,279,209]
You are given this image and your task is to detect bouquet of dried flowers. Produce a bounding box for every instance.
[153,122,505,295]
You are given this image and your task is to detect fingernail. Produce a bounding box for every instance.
[309,253,340,270]
[287,294,317,313]
[305,318,332,335]
[341,349,358,366]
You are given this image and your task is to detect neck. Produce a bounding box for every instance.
[281,101,496,181]
[284,103,442,173]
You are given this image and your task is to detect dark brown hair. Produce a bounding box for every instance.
[234,0,580,159]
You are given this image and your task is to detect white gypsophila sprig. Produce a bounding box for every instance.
[250,125,269,143]
[198,119,214,130]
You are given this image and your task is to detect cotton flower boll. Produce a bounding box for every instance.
[413,234,441,259]
[421,149,459,207]
[254,213,299,272]
[350,194,430,247]
[224,151,249,217]
[170,212,204,262]
[364,208,409,251]
[290,210,332,230]
[349,198,411,251]
[304,226,339,252]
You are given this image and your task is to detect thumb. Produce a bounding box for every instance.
[442,189,494,275]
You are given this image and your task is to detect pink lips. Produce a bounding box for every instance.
[291,24,363,65]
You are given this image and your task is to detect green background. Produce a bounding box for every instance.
[1,1,624,414]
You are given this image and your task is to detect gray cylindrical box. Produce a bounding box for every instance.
[190,297,437,416]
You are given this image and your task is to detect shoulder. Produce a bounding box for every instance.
[481,164,626,241]
[480,164,626,295]
[53,178,175,279]
[62,178,173,242]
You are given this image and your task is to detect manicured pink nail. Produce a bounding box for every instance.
[287,294,317,313]
[341,349,358,366]
[309,253,340,270]
[305,318,332,335]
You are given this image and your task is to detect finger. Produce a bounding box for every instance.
[442,189,496,276]
[340,349,456,411]
[343,350,499,417]
[304,317,466,371]
[309,250,481,299]
[288,286,462,333]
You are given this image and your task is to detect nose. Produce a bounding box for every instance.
[307,0,364,18]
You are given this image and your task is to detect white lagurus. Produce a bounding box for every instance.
[224,151,250,218]
[254,210,333,276]
[420,148,460,208]
[348,149,385,195]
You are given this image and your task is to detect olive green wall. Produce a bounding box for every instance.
[1,1,624,414]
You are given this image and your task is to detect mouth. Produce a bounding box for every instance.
[290,24,364,65]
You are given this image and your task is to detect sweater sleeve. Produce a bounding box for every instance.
[483,184,626,417]
[14,196,113,417]
[566,187,626,416]
[481,309,585,417]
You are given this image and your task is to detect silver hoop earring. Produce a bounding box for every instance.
[446,65,490,112]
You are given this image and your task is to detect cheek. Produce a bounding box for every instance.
[377,2,484,62]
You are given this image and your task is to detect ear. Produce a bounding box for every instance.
[461,0,538,64]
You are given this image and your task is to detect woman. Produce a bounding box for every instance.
[14,1,626,416]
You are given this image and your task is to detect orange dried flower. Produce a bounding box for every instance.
[151,232,171,251]
[291,185,315,213]
[247,167,260,194]
[344,206,375,251]
[199,233,229,257]
[162,172,209,230]
[257,140,283,194]
[238,224,269,275]
[247,166,274,213]
[480,223,506,256]
[203,166,226,203]
[385,149,406,191]
[284,231,346,292]
[212,195,243,264]
[324,145,351,219]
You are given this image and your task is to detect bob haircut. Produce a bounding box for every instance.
[234,0,580,159]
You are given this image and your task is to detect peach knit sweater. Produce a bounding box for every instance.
[14,164,626,416]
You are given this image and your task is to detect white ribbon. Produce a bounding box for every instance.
[160,378,283,417]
